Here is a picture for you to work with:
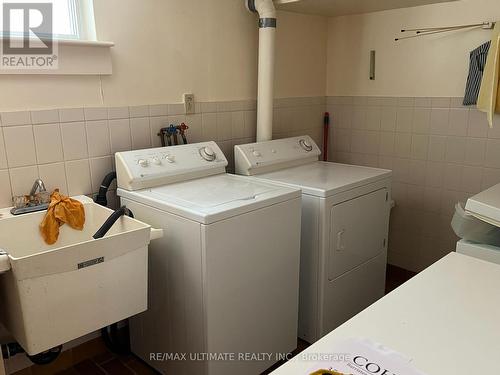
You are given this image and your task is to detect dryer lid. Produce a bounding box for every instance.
[466,183,500,227]
[118,174,300,224]
[255,162,392,197]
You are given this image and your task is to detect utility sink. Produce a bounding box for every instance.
[0,196,161,355]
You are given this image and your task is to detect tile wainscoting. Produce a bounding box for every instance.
[327,96,500,272]
[0,97,325,210]
[3,94,496,273]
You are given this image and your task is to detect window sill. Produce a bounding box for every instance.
[56,39,115,48]
[0,38,114,75]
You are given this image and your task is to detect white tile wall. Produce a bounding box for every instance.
[130,117,152,150]
[86,120,111,157]
[38,163,68,195]
[0,128,7,169]
[61,122,88,161]
[108,107,129,120]
[0,170,11,207]
[33,123,64,164]
[9,166,38,196]
[0,97,324,210]
[1,111,31,127]
[328,96,500,272]
[65,159,92,196]
[83,107,108,121]
[109,119,132,153]
[3,125,36,167]
[59,108,85,123]
[31,109,60,125]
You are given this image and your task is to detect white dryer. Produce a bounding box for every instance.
[235,136,392,343]
[115,142,302,375]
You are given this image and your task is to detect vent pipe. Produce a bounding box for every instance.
[246,0,276,142]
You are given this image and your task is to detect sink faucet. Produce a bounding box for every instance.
[30,179,47,197]
[11,179,50,216]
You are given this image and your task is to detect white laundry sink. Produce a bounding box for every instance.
[0,196,161,355]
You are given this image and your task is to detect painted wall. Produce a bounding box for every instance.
[0,0,327,111]
[326,0,500,97]
[275,11,327,98]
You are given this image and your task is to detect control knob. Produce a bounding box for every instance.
[299,139,313,152]
[200,146,216,161]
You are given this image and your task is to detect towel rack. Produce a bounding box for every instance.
[395,21,496,41]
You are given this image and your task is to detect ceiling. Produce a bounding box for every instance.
[274,0,458,17]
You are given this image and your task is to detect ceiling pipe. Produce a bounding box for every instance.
[246,0,277,142]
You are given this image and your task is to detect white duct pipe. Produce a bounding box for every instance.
[246,0,276,142]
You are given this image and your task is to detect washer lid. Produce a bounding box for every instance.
[118,174,300,224]
[465,183,500,227]
[256,161,392,197]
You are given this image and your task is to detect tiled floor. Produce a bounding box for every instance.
[385,264,417,293]
[11,265,414,375]
[50,339,310,375]
[56,353,156,375]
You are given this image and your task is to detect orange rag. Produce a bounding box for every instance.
[40,190,85,245]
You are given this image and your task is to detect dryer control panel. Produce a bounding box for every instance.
[234,135,321,176]
[116,142,228,191]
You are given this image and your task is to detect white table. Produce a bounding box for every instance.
[272,253,500,374]
[0,355,5,375]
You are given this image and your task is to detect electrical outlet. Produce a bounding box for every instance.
[184,93,195,115]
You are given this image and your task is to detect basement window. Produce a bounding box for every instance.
[0,0,113,75]
[0,0,96,41]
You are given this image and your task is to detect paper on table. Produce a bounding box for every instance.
[306,338,427,375]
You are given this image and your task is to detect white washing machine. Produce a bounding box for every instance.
[115,142,302,375]
[235,135,392,343]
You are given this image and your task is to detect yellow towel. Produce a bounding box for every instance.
[477,22,500,127]
[40,190,85,245]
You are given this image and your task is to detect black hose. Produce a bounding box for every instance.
[27,346,62,365]
[93,173,134,355]
[94,172,117,207]
[2,343,62,365]
[101,324,130,355]
[2,343,24,359]
[92,206,135,355]
[93,206,134,239]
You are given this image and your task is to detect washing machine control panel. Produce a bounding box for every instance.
[116,141,228,190]
[234,135,321,176]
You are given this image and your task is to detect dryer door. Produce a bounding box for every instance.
[328,188,389,281]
